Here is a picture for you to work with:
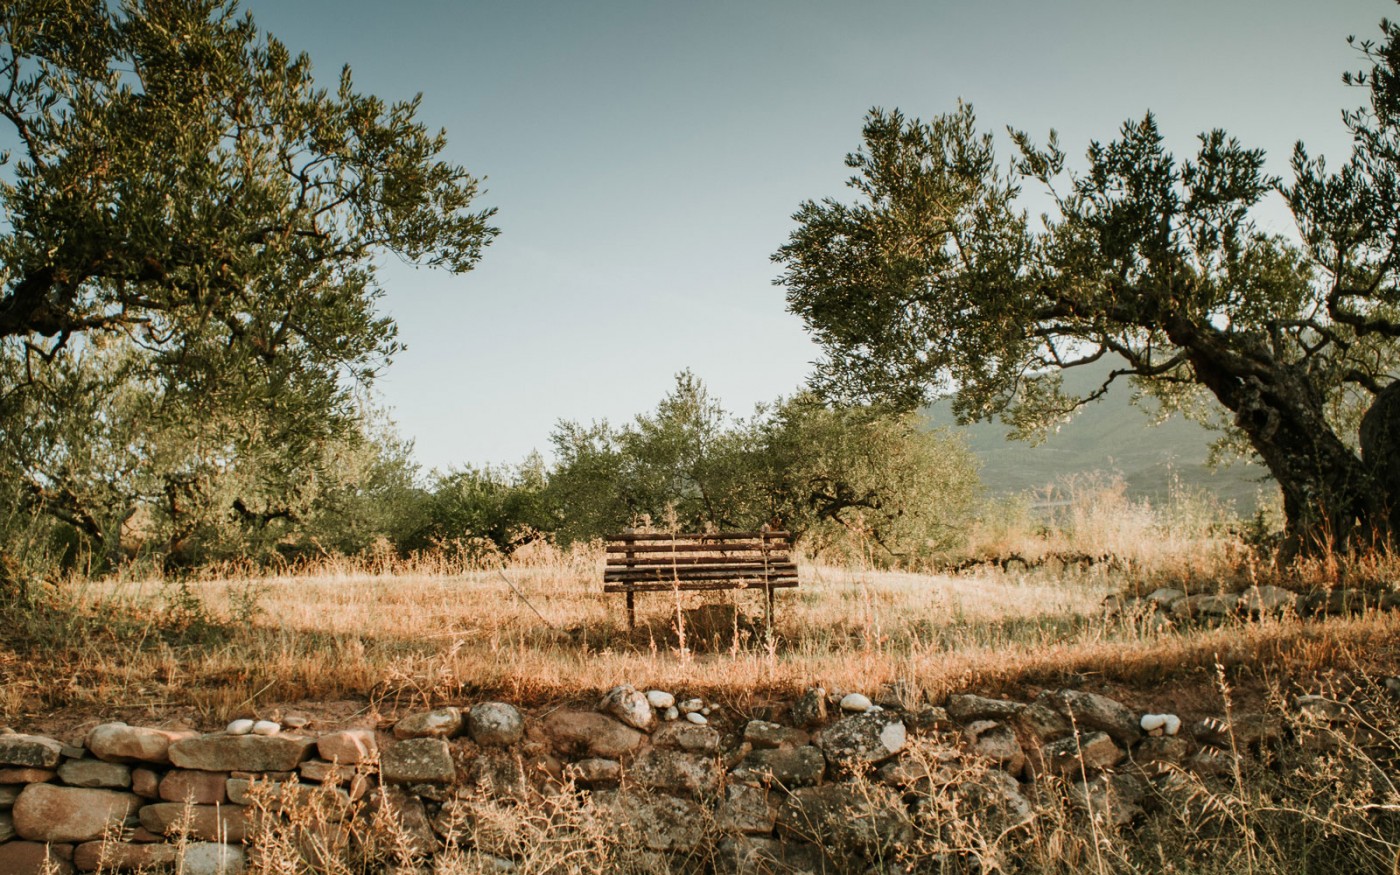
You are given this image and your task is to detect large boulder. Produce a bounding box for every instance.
[730,745,827,788]
[1041,690,1141,747]
[467,702,525,746]
[627,749,720,795]
[599,685,655,731]
[86,724,185,764]
[168,734,314,772]
[816,712,907,771]
[544,711,644,759]
[11,784,142,842]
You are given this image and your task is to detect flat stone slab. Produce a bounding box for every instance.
[86,723,187,764]
[316,729,377,765]
[380,737,455,784]
[169,734,315,772]
[139,802,252,843]
[0,734,64,768]
[12,783,142,842]
[56,759,132,789]
[0,841,76,875]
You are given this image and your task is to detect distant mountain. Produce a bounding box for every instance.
[924,361,1274,515]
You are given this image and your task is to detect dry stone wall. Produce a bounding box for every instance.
[0,680,1387,874]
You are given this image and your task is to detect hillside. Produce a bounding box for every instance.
[926,361,1274,516]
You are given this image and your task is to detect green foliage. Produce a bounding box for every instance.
[774,16,1400,553]
[0,0,496,570]
[409,457,552,556]
[546,373,980,564]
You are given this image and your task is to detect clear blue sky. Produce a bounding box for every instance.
[243,0,1385,474]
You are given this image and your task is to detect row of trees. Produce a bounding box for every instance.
[2,371,980,578]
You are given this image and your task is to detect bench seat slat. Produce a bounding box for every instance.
[605,580,800,594]
[608,530,788,542]
[605,565,797,581]
[604,542,789,555]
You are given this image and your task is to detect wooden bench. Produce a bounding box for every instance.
[603,530,797,630]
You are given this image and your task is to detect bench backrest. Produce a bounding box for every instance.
[603,530,796,591]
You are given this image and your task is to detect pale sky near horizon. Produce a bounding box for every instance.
[243,0,1386,475]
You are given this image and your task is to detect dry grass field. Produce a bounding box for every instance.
[4,485,1400,874]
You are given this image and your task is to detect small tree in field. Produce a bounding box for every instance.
[775,14,1400,557]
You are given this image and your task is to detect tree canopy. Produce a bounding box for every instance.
[0,0,497,572]
[774,15,1400,556]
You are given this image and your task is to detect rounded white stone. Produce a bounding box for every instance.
[701,706,712,716]
[251,720,281,736]
[663,706,679,721]
[1140,714,1168,732]
[840,693,873,713]
[226,719,254,736]
[1162,714,1182,736]
[868,705,884,713]
[685,712,708,725]
[645,690,675,709]
[678,698,704,714]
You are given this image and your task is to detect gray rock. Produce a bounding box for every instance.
[600,685,655,731]
[839,692,873,712]
[169,734,315,772]
[1070,773,1147,827]
[371,787,439,857]
[730,745,826,788]
[1042,689,1141,747]
[392,707,463,740]
[717,783,777,834]
[608,791,706,852]
[1131,735,1190,766]
[685,712,708,725]
[790,687,828,729]
[1239,585,1298,616]
[11,784,142,842]
[651,721,720,754]
[0,810,13,842]
[743,720,808,750]
[544,710,644,758]
[776,783,912,852]
[645,690,675,709]
[816,712,907,771]
[55,759,131,789]
[1171,593,1237,621]
[947,694,1024,723]
[565,757,622,784]
[467,702,525,746]
[1144,587,1186,610]
[1015,703,1072,741]
[962,720,1026,774]
[179,842,248,875]
[1041,731,1123,776]
[627,749,720,795]
[0,734,64,768]
[380,737,455,784]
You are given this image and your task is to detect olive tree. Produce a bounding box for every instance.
[0,0,497,564]
[775,16,1400,556]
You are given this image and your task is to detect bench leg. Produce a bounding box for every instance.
[766,585,775,633]
[626,591,636,631]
